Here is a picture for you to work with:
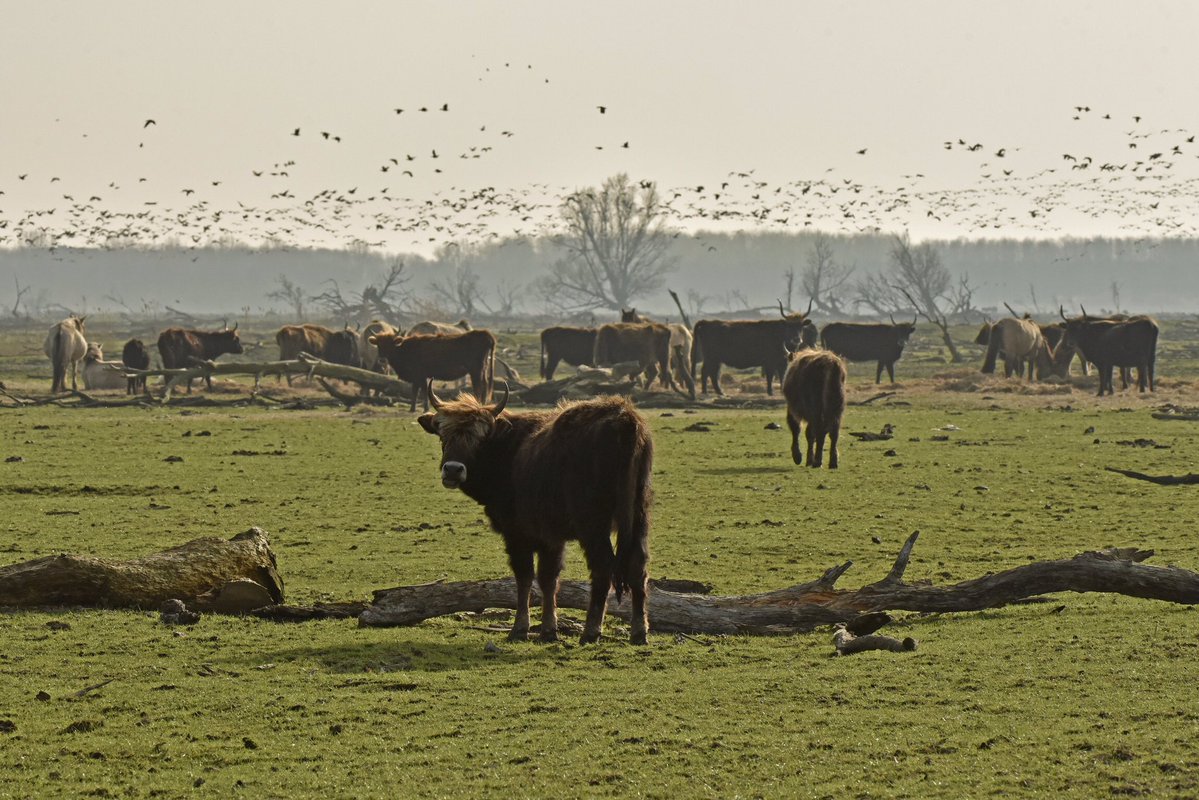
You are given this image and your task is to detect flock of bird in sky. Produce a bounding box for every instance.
[4,57,1199,261]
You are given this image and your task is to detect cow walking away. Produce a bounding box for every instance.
[44,315,88,393]
[539,326,596,381]
[1061,308,1158,396]
[157,324,244,393]
[819,317,916,384]
[122,339,151,394]
[980,317,1049,380]
[370,329,496,411]
[690,302,812,396]
[417,386,652,644]
[593,323,675,392]
[782,349,846,469]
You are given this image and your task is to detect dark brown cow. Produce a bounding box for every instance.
[819,318,916,384]
[157,325,244,392]
[275,324,361,384]
[593,323,675,391]
[782,349,846,469]
[121,338,151,395]
[690,304,812,396]
[370,329,496,411]
[417,386,652,644]
[1061,309,1159,396]
[539,326,596,380]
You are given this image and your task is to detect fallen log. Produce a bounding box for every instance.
[1105,467,1199,485]
[359,532,1199,634]
[0,528,284,612]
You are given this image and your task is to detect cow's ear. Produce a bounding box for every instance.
[367,335,378,345]
[417,413,439,434]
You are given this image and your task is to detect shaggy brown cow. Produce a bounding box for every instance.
[782,349,846,469]
[417,386,652,644]
[157,325,243,392]
[539,326,596,380]
[121,339,151,394]
[1061,310,1159,396]
[370,329,496,411]
[275,324,361,384]
[593,323,675,391]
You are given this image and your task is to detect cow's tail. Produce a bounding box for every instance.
[51,325,67,393]
[539,336,547,380]
[980,332,1000,374]
[613,430,653,604]
[689,328,701,383]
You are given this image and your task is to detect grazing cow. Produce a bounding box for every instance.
[593,323,676,392]
[370,329,496,411]
[539,326,596,381]
[122,339,151,395]
[157,324,244,392]
[690,302,813,396]
[980,317,1049,380]
[80,343,127,391]
[360,320,399,374]
[1061,309,1159,396]
[44,315,88,393]
[819,318,916,384]
[275,323,361,385]
[408,319,472,336]
[417,386,652,644]
[782,349,846,469]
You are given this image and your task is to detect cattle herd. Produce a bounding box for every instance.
[33,303,1165,643]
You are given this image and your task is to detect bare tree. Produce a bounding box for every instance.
[882,233,962,362]
[801,233,855,315]
[537,174,675,312]
[1110,281,1122,314]
[10,277,30,319]
[427,265,485,318]
[311,259,409,323]
[266,274,307,319]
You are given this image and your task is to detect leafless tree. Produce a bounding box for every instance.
[536,174,675,311]
[10,277,30,319]
[1110,281,1122,314]
[428,265,485,317]
[266,274,307,319]
[311,259,409,323]
[884,233,963,361]
[801,233,855,315]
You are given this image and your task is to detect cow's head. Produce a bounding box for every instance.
[212,324,244,355]
[620,308,638,323]
[418,382,509,490]
[892,315,917,344]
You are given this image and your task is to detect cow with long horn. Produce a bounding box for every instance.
[418,383,653,645]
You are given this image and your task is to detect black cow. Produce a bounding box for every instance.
[1061,310,1158,396]
[540,326,596,380]
[157,325,244,392]
[593,323,675,391]
[819,318,916,384]
[690,302,812,396]
[121,339,151,394]
[418,386,652,644]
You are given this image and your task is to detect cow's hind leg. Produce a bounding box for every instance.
[787,412,803,465]
[827,420,840,469]
[579,535,615,644]
[806,424,821,468]
[536,545,565,642]
[506,541,535,642]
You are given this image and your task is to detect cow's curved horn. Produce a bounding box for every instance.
[488,382,509,417]
[802,298,812,317]
[1080,304,1089,320]
[428,379,445,410]
[778,299,787,318]
[1060,304,1068,321]
[889,313,897,325]
[230,321,238,332]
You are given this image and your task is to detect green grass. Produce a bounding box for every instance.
[2,319,1199,797]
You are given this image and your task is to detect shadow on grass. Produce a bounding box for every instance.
[696,466,791,476]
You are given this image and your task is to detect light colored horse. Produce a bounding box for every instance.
[359,319,399,374]
[81,343,128,391]
[43,316,87,392]
[980,317,1048,380]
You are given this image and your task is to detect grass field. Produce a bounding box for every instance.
[1,318,1198,798]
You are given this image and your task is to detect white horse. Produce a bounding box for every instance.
[81,343,128,391]
[43,316,88,392]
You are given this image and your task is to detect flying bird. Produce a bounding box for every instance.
[597,105,607,114]
[143,119,156,128]
[292,128,300,136]
[856,148,867,155]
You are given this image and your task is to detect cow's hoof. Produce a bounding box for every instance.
[579,631,602,645]
[507,628,529,643]
[539,628,559,643]
[629,631,648,646]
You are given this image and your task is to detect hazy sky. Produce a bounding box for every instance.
[4,1,1199,254]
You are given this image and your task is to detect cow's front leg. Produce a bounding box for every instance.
[536,545,565,642]
[506,542,535,641]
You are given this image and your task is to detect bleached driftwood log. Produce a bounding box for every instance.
[359,532,1199,634]
[0,528,283,612]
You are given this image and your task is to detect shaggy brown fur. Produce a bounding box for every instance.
[592,323,675,391]
[418,391,653,644]
[156,325,243,393]
[371,329,496,412]
[782,349,846,469]
[539,326,596,380]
